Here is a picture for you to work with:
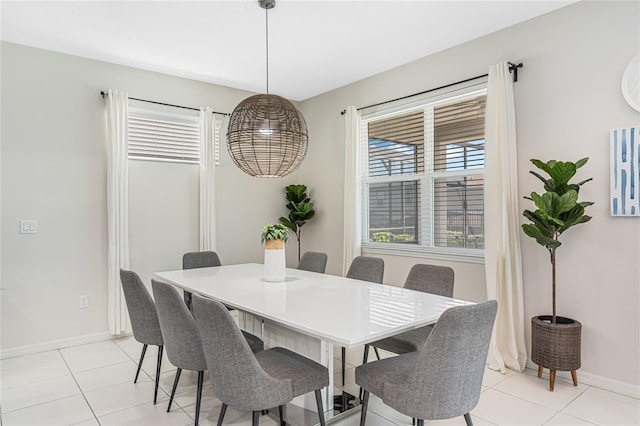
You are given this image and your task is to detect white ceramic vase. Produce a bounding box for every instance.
[264,239,286,282]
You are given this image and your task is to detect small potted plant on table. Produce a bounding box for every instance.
[521,158,593,391]
[261,223,289,282]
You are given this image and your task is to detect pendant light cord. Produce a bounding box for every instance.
[265,6,269,94]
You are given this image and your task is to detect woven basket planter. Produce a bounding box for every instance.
[532,315,581,371]
[531,315,581,391]
[531,315,582,371]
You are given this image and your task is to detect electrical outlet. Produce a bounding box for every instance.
[79,295,89,309]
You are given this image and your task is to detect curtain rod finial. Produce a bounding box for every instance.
[508,62,523,82]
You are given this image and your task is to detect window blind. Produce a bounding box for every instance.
[368,110,424,177]
[433,95,486,172]
[128,108,200,164]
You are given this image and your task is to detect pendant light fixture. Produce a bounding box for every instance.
[226,0,309,178]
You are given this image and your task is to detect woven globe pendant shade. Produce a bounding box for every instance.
[226,94,309,178]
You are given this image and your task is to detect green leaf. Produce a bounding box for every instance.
[575,157,589,169]
[523,209,553,235]
[278,217,297,233]
[547,161,577,185]
[531,159,552,175]
[285,184,308,203]
[522,224,562,249]
[557,190,579,214]
[529,171,549,185]
[576,177,593,187]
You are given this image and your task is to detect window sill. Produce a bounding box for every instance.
[361,243,484,264]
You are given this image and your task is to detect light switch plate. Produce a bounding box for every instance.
[20,220,38,234]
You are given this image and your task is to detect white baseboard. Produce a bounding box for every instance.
[1,331,114,360]
[525,360,640,399]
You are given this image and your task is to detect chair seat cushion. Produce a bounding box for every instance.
[355,352,418,398]
[371,325,434,354]
[256,347,329,397]
[241,331,264,354]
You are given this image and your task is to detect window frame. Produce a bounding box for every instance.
[359,86,487,264]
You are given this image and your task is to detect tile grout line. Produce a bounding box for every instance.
[58,348,103,426]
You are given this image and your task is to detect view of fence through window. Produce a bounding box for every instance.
[364,92,486,250]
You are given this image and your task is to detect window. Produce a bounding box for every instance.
[128,108,200,163]
[361,89,486,261]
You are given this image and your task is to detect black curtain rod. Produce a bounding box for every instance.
[341,62,523,115]
[100,91,230,116]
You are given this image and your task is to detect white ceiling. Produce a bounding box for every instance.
[1,1,575,101]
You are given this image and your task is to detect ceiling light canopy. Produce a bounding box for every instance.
[226,0,308,178]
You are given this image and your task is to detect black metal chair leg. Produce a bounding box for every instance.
[216,403,227,426]
[362,344,370,365]
[278,405,285,426]
[341,347,346,386]
[412,418,416,425]
[134,344,148,383]
[315,389,326,426]
[373,347,381,360]
[464,413,473,426]
[359,390,369,426]
[417,420,424,426]
[252,410,260,426]
[167,368,182,412]
[154,345,163,404]
[194,371,204,426]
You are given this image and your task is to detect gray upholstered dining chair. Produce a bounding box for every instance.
[152,279,264,426]
[297,251,328,273]
[119,269,164,405]
[363,264,454,364]
[356,300,497,426]
[192,293,329,426]
[346,256,384,284]
[182,251,222,308]
[341,256,385,386]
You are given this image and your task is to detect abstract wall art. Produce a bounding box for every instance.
[610,126,640,216]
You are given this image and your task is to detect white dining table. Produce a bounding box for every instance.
[154,263,473,423]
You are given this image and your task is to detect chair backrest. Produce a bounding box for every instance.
[297,252,328,273]
[192,294,292,411]
[346,256,384,284]
[119,269,163,346]
[383,300,497,420]
[403,264,454,297]
[182,251,222,270]
[151,279,206,372]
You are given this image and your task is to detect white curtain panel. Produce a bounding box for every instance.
[484,63,527,373]
[342,106,363,275]
[199,107,219,251]
[106,89,131,336]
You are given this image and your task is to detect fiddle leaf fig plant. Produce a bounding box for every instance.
[522,158,593,323]
[279,184,316,262]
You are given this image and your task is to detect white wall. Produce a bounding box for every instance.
[0,42,300,353]
[297,0,639,391]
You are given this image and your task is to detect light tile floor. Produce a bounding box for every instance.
[1,337,638,426]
